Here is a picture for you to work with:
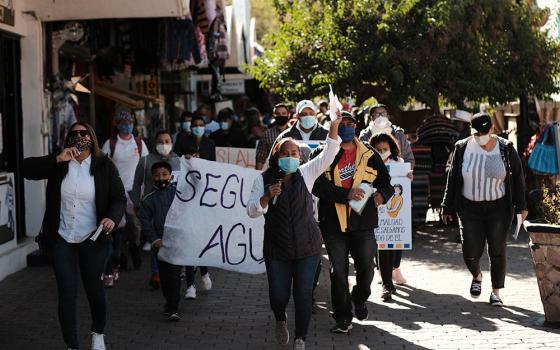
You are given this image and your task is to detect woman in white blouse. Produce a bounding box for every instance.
[24,122,126,350]
[247,115,341,350]
[442,113,527,307]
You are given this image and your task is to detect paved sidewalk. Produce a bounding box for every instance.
[1,226,559,350]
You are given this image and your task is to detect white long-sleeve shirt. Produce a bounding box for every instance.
[59,156,98,243]
[247,136,341,218]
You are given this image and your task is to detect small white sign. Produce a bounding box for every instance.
[222,80,245,95]
[375,163,412,250]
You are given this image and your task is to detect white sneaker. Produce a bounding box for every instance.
[294,338,305,350]
[184,285,197,299]
[200,273,212,291]
[91,332,106,350]
[392,268,407,285]
[142,242,151,252]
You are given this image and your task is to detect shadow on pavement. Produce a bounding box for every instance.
[367,284,560,334]
[410,224,536,279]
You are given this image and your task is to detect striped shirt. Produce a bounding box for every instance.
[461,137,506,202]
[255,126,283,165]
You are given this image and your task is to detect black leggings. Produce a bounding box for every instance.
[458,197,512,289]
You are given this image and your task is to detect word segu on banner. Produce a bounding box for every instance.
[158,157,266,274]
[374,162,412,250]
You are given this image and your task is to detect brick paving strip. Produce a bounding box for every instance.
[1,226,559,349]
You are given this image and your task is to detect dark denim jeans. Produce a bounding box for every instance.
[157,259,183,313]
[104,228,124,275]
[265,255,320,340]
[186,266,209,287]
[378,250,395,289]
[323,229,377,323]
[458,197,512,289]
[52,235,110,349]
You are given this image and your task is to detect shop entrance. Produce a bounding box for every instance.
[0,31,25,242]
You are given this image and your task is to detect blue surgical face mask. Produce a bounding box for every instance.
[192,126,205,137]
[278,156,300,174]
[181,121,191,132]
[220,122,230,131]
[338,125,355,142]
[299,115,317,130]
[119,124,134,135]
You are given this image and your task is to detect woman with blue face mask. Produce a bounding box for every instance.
[247,114,342,350]
[173,115,216,161]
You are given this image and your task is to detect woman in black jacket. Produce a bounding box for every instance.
[247,115,342,350]
[24,122,126,350]
[442,113,527,307]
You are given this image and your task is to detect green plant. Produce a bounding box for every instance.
[250,0,560,111]
[540,182,560,225]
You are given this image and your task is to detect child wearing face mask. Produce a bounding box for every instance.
[130,130,181,289]
[369,132,411,301]
[138,162,183,321]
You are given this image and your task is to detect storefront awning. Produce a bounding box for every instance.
[24,0,190,22]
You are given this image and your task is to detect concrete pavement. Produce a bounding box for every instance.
[1,225,559,349]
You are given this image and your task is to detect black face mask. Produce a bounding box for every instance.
[66,135,92,152]
[275,116,289,126]
[153,179,171,190]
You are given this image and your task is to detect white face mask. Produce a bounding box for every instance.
[474,134,491,147]
[378,150,392,161]
[156,144,172,156]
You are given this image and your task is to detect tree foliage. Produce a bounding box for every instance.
[249,0,560,109]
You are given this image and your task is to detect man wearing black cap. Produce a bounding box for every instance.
[442,112,527,307]
[311,112,394,333]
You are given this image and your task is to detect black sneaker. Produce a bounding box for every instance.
[354,302,368,321]
[168,312,181,321]
[489,293,503,307]
[381,285,393,302]
[330,321,353,334]
[470,279,482,298]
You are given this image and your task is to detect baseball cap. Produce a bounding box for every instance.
[452,109,472,123]
[296,100,317,115]
[340,111,356,122]
[470,113,492,134]
[115,111,134,122]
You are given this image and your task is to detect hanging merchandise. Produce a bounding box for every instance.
[159,18,201,70]
[207,6,229,100]
[191,0,210,35]
[49,74,78,153]
[528,124,560,175]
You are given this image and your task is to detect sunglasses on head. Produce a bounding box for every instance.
[68,130,89,137]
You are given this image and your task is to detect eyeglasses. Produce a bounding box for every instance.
[68,130,89,137]
[372,113,388,118]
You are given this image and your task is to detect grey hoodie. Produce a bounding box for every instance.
[129,152,181,208]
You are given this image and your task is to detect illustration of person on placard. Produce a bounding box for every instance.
[386,184,403,218]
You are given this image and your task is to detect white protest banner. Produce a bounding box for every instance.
[216,147,257,169]
[375,162,412,250]
[158,157,266,274]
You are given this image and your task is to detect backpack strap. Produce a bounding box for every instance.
[134,136,143,156]
[109,137,117,158]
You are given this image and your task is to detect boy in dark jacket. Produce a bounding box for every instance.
[138,161,181,321]
[311,112,394,333]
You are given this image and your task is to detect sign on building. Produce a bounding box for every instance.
[0,0,15,26]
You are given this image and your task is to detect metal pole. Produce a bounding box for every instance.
[89,63,96,130]
[519,94,530,156]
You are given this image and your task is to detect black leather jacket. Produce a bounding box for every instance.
[441,136,527,216]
